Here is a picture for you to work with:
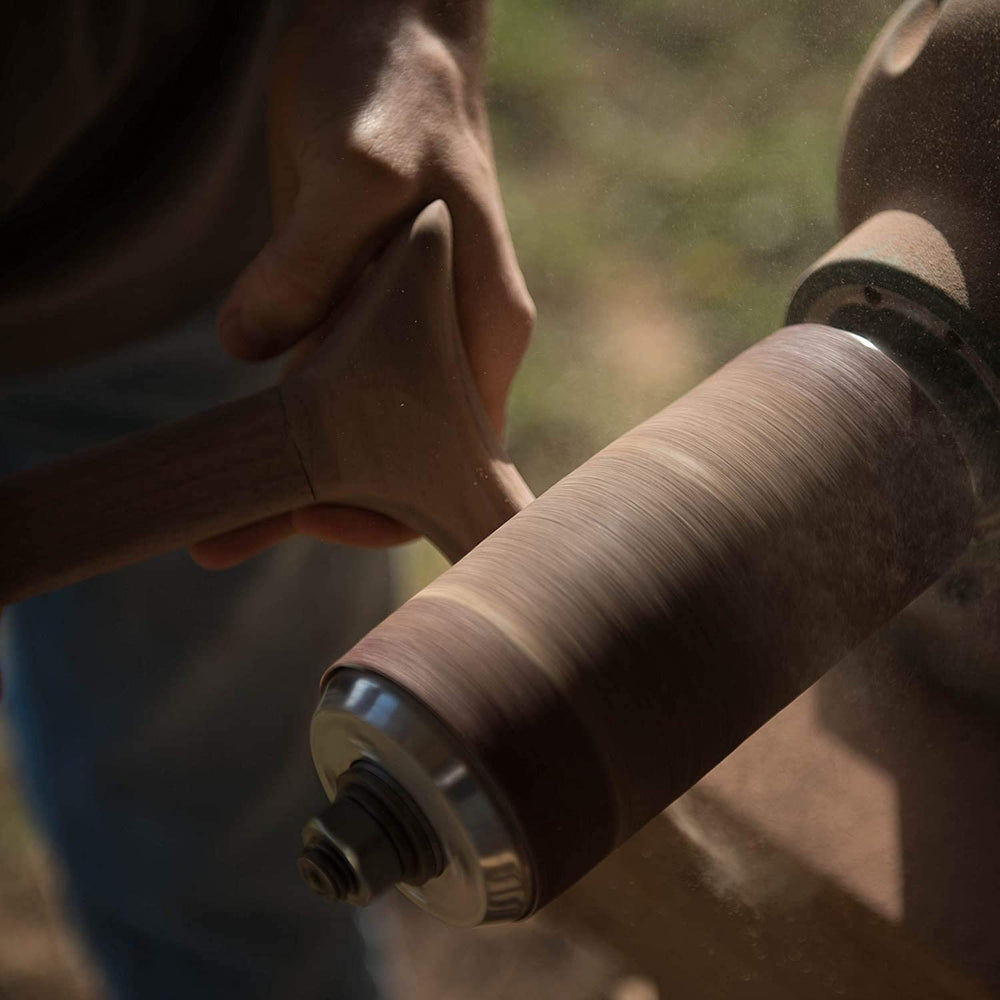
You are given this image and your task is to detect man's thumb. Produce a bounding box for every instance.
[218,203,372,361]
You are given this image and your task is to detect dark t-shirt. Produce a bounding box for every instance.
[0,0,282,374]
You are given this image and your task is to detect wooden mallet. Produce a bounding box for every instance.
[0,202,533,606]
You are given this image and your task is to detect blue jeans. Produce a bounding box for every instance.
[0,311,393,998]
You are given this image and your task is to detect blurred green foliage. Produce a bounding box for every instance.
[398,0,898,591]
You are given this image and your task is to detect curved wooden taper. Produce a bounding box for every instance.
[280,200,533,561]
[0,202,533,605]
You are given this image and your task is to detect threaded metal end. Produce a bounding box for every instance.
[299,759,445,906]
[298,843,357,900]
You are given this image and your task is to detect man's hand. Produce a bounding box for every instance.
[192,0,533,569]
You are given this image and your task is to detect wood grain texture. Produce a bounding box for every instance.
[333,323,976,908]
[0,202,532,604]
[0,389,311,603]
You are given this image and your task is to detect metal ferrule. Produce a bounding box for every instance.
[307,667,535,926]
[789,270,1000,531]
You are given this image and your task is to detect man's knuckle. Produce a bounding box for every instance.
[343,124,422,195]
[255,253,325,322]
[419,40,465,108]
[507,290,536,345]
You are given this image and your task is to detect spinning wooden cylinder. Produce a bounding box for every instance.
[305,318,978,924]
[304,0,1000,925]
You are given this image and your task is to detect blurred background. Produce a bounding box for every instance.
[404,0,898,591]
[0,0,897,995]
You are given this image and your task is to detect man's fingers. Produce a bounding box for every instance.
[218,207,359,361]
[190,507,416,571]
[218,178,413,361]
[445,163,535,434]
[189,514,296,569]
[292,505,418,548]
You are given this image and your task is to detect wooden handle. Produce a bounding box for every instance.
[0,390,312,603]
[0,202,533,604]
